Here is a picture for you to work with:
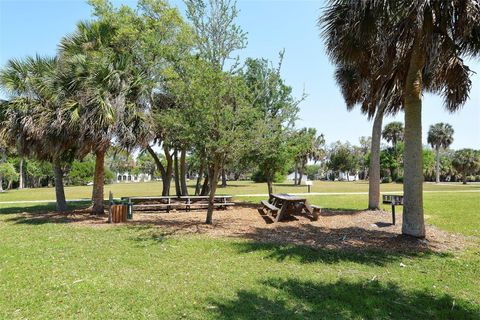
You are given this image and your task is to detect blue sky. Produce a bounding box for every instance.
[1,0,479,149]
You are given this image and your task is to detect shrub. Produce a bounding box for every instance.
[381,176,392,183]
[395,176,404,183]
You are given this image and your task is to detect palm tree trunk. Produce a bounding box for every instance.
[53,159,67,212]
[180,148,188,196]
[91,148,106,215]
[435,147,440,183]
[368,105,384,209]
[206,159,220,225]
[402,45,426,238]
[18,157,24,189]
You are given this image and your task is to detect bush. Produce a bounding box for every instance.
[395,176,404,183]
[381,176,392,183]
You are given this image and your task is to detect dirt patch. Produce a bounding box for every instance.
[9,202,473,253]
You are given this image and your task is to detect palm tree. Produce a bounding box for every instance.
[0,55,81,211]
[321,1,480,238]
[334,63,402,210]
[58,20,151,215]
[382,122,404,148]
[427,123,454,183]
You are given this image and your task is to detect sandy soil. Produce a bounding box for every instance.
[9,202,474,254]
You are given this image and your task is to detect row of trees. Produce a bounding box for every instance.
[0,0,325,224]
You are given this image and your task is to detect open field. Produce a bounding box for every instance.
[0,180,478,203]
[0,182,479,319]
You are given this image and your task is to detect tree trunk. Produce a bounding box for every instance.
[0,149,4,193]
[163,145,173,196]
[294,163,298,185]
[146,145,168,194]
[195,160,205,196]
[402,44,426,238]
[221,168,227,187]
[266,178,273,196]
[435,147,440,183]
[206,159,220,225]
[298,162,305,185]
[180,148,188,196]
[201,169,210,196]
[91,148,106,215]
[18,157,24,189]
[53,159,67,212]
[173,149,181,197]
[368,106,384,210]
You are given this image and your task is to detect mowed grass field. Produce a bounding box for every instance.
[0,180,478,202]
[0,181,479,319]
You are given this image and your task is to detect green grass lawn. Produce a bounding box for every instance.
[0,180,478,202]
[0,182,479,319]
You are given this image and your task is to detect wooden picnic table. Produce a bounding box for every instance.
[262,193,320,222]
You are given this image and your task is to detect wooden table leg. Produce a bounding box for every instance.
[275,201,287,222]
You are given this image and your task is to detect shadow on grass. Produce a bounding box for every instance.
[233,223,453,266]
[233,240,451,266]
[0,202,90,216]
[209,278,479,319]
[1,202,94,225]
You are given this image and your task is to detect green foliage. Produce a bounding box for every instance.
[452,149,480,183]
[379,143,403,180]
[427,123,454,150]
[423,149,436,181]
[67,159,96,186]
[382,122,404,147]
[242,56,300,187]
[0,163,18,182]
[251,170,286,183]
[305,164,321,180]
[327,142,358,176]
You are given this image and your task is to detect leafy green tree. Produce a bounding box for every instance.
[427,123,454,183]
[328,142,357,181]
[305,164,321,180]
[321,1,480,238]
[452,149,480,184]
[242,55,300,195]
[382,122,404,148]
[181,0,249,224]
[0,162,18,189]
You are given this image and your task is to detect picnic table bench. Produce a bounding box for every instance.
[260,193,320,222]
[382,194,404,225]
[119,195,234,218]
